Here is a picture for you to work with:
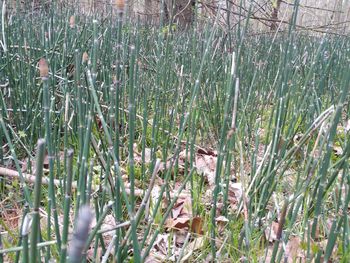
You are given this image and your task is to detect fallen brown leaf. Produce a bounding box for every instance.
[265,221,279,242]
[166,216,190,230]
[144,253,164,263]
[153,234,169,256]
[191,216,203,235]
[215,215,229,233]
[228,182,243,203]
[285,236,303,261]
[345,119,350,132]
[333,145,343,156]
[196,153,217,186]
[166,216,203,234]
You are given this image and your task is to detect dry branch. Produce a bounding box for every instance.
[0,166,143,196]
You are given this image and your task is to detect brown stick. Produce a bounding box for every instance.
[0,166,143,196]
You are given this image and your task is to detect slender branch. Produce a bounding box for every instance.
[0,166,143,196]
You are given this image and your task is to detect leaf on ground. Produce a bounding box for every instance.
[215,215,229,223]
[179,149,191,162]
[144,252,164,263]
[196,152,217,186]
[150,183,163,215]
[228,182,242,203]
[174,194,192,217]
[44,151,65,168]
[215,215,229,233]
[209,182,243,214]
[166,216,203,235]
[179,148,219,186]
[333,145,343,156]
[174,229,188,246]
[159,158,185,174]
[22,151,65,173]
[133,143,153,164]
[91,214,116,239]
[172,201,185,219]
[265,236,309,263]
[265,221,279,242]
[154,234,170,256]
[264,244,277,263]
[345,119,350,132]
[143,148,153,163]
[181,236,205,262]
[164,187,203,234]
[285,236,304,262]
[191,216,203,234]
[166,216,191,230]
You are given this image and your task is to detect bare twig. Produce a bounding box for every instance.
[0,166,143,196]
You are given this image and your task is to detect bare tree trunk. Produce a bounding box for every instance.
[165,0,196,27]
[145,0,154,22]
[270,0,282,31]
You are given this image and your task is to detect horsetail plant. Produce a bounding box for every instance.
[29,139,45,263]
[20,213,31,263]
[1,1,350,262]
[39,58,61,251]
[68,205,93,263]
[60,149,74,263]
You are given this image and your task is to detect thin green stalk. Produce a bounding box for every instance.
[311,77,349,239]
[40,58,61,250]
[21,214,31,263]
[29,139,46,263]
[60,149,74,263]
[0,241,57,255]
[68,206,93,263]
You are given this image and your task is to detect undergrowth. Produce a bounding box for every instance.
[0,1,350,262]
